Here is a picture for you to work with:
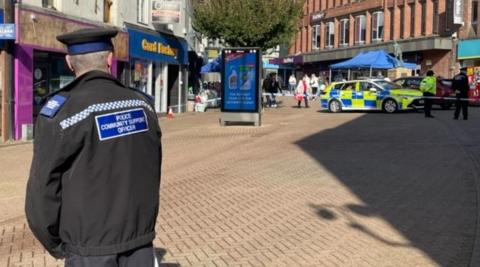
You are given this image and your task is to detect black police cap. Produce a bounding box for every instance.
[56,28,118,55]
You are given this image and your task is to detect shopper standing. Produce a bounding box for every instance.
[452,67,470,120]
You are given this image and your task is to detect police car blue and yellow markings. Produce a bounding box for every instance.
[59,99,153,130]
[321,80,423,112]
[95,108,149,141]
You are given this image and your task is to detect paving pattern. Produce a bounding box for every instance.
[1,97,479,266]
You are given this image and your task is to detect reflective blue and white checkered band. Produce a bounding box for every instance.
[68,41,113,55]
[59,99,153,130]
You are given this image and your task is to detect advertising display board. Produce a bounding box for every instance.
[220,48,261,126]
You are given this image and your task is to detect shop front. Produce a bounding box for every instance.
[14,6,128,140]
[458,39,480,104]
[126,25,188,114]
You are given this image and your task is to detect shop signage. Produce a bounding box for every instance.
[0,23,15,40]
[152,0,181,24]
[221,48,260,113]
[141,39,178,57]
[453,0,464,25]
[127,28,188,65]
[311,12,325,24]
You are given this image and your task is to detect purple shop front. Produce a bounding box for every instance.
[13,6,128,140]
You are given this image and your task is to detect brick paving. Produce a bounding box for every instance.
[0,97,479,266]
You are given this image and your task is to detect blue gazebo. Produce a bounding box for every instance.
[330,50,416,80]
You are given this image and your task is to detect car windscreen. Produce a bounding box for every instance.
[375,80,402,90]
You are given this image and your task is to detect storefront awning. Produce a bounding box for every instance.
[262,59,279,69]
[458,39,480,60]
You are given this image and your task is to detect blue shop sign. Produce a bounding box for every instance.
[128,28,188,65]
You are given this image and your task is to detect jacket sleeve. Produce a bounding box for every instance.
[25,116,71,259]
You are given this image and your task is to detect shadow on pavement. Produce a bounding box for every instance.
[296,112,477,266]
[155,248,181,267]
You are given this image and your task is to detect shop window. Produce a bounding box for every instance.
[137,0,149,24]
[312,25,321,50]
[325,21,335,48]
[473,0,478,35]
[130,58,150,94]
[340,18,349,46]
[355,15,366,44]
[372,11,384,41]
[33,51,74,118]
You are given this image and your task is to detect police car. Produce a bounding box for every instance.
[320,79,424,113]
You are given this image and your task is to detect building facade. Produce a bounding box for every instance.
[288,0,480,80]
[1,0,200,140]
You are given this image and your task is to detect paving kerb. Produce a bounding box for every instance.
[0,97,479,266]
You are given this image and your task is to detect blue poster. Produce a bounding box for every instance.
[222,49,259,112]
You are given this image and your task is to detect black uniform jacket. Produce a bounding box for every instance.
[25,71,162,258]
[452,73,470,98]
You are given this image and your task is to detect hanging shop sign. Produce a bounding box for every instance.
[453,0,464,25]
[152,0,181,24]
[311,12,325,25]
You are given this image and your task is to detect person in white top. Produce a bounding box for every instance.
[288,74,297,94]
[310,74,319,99]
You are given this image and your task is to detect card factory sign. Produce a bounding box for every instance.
[152,0,181,24]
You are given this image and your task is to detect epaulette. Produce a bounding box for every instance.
[39,94,68,118]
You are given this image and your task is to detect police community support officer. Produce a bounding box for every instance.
[452,67,469,120]
[420,70,437,118]
[25,28,162,266]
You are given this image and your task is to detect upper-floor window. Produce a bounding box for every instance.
[473,0,479,35]
[372,11,384,41]
[104,0,113,23]
[355,15,366,44]
[325,21,335,48]
[312,25,321,50]
[138,0,149,24]
[433,0,439,34]
[340,18,349,46]
[42,0,55,8]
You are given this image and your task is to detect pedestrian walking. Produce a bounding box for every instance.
[310,73,319,99]
[288,74,297,94]
[420,70,437,118]
[263,73,277,107]
[452,67,470,120]
[296,76,310,108]
[25,28,162,267]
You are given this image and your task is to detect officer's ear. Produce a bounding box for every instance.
[107,52,113,73]
[65,55,74,72]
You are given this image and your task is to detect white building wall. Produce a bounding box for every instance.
[21,0,104,22]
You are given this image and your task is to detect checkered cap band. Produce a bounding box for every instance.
[59,99,154,130]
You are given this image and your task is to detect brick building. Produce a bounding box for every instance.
[287,0,480,79]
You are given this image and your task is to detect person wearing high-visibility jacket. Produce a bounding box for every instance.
[420,70,437,118]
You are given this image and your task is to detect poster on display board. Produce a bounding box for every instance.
[221,48,260,113]
[220,47,261,126]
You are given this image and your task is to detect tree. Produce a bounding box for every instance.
[193,0,305,52]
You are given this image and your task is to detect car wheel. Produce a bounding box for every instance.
[441,103,452,110]
[328,99,342,113]
[382,99,398,113]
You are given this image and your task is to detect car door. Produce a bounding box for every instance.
[356,81,379,109]
[339,82,356,108]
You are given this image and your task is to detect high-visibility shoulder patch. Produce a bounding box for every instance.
[40,95,67,118]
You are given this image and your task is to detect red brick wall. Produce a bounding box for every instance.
[421,50,452,78]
